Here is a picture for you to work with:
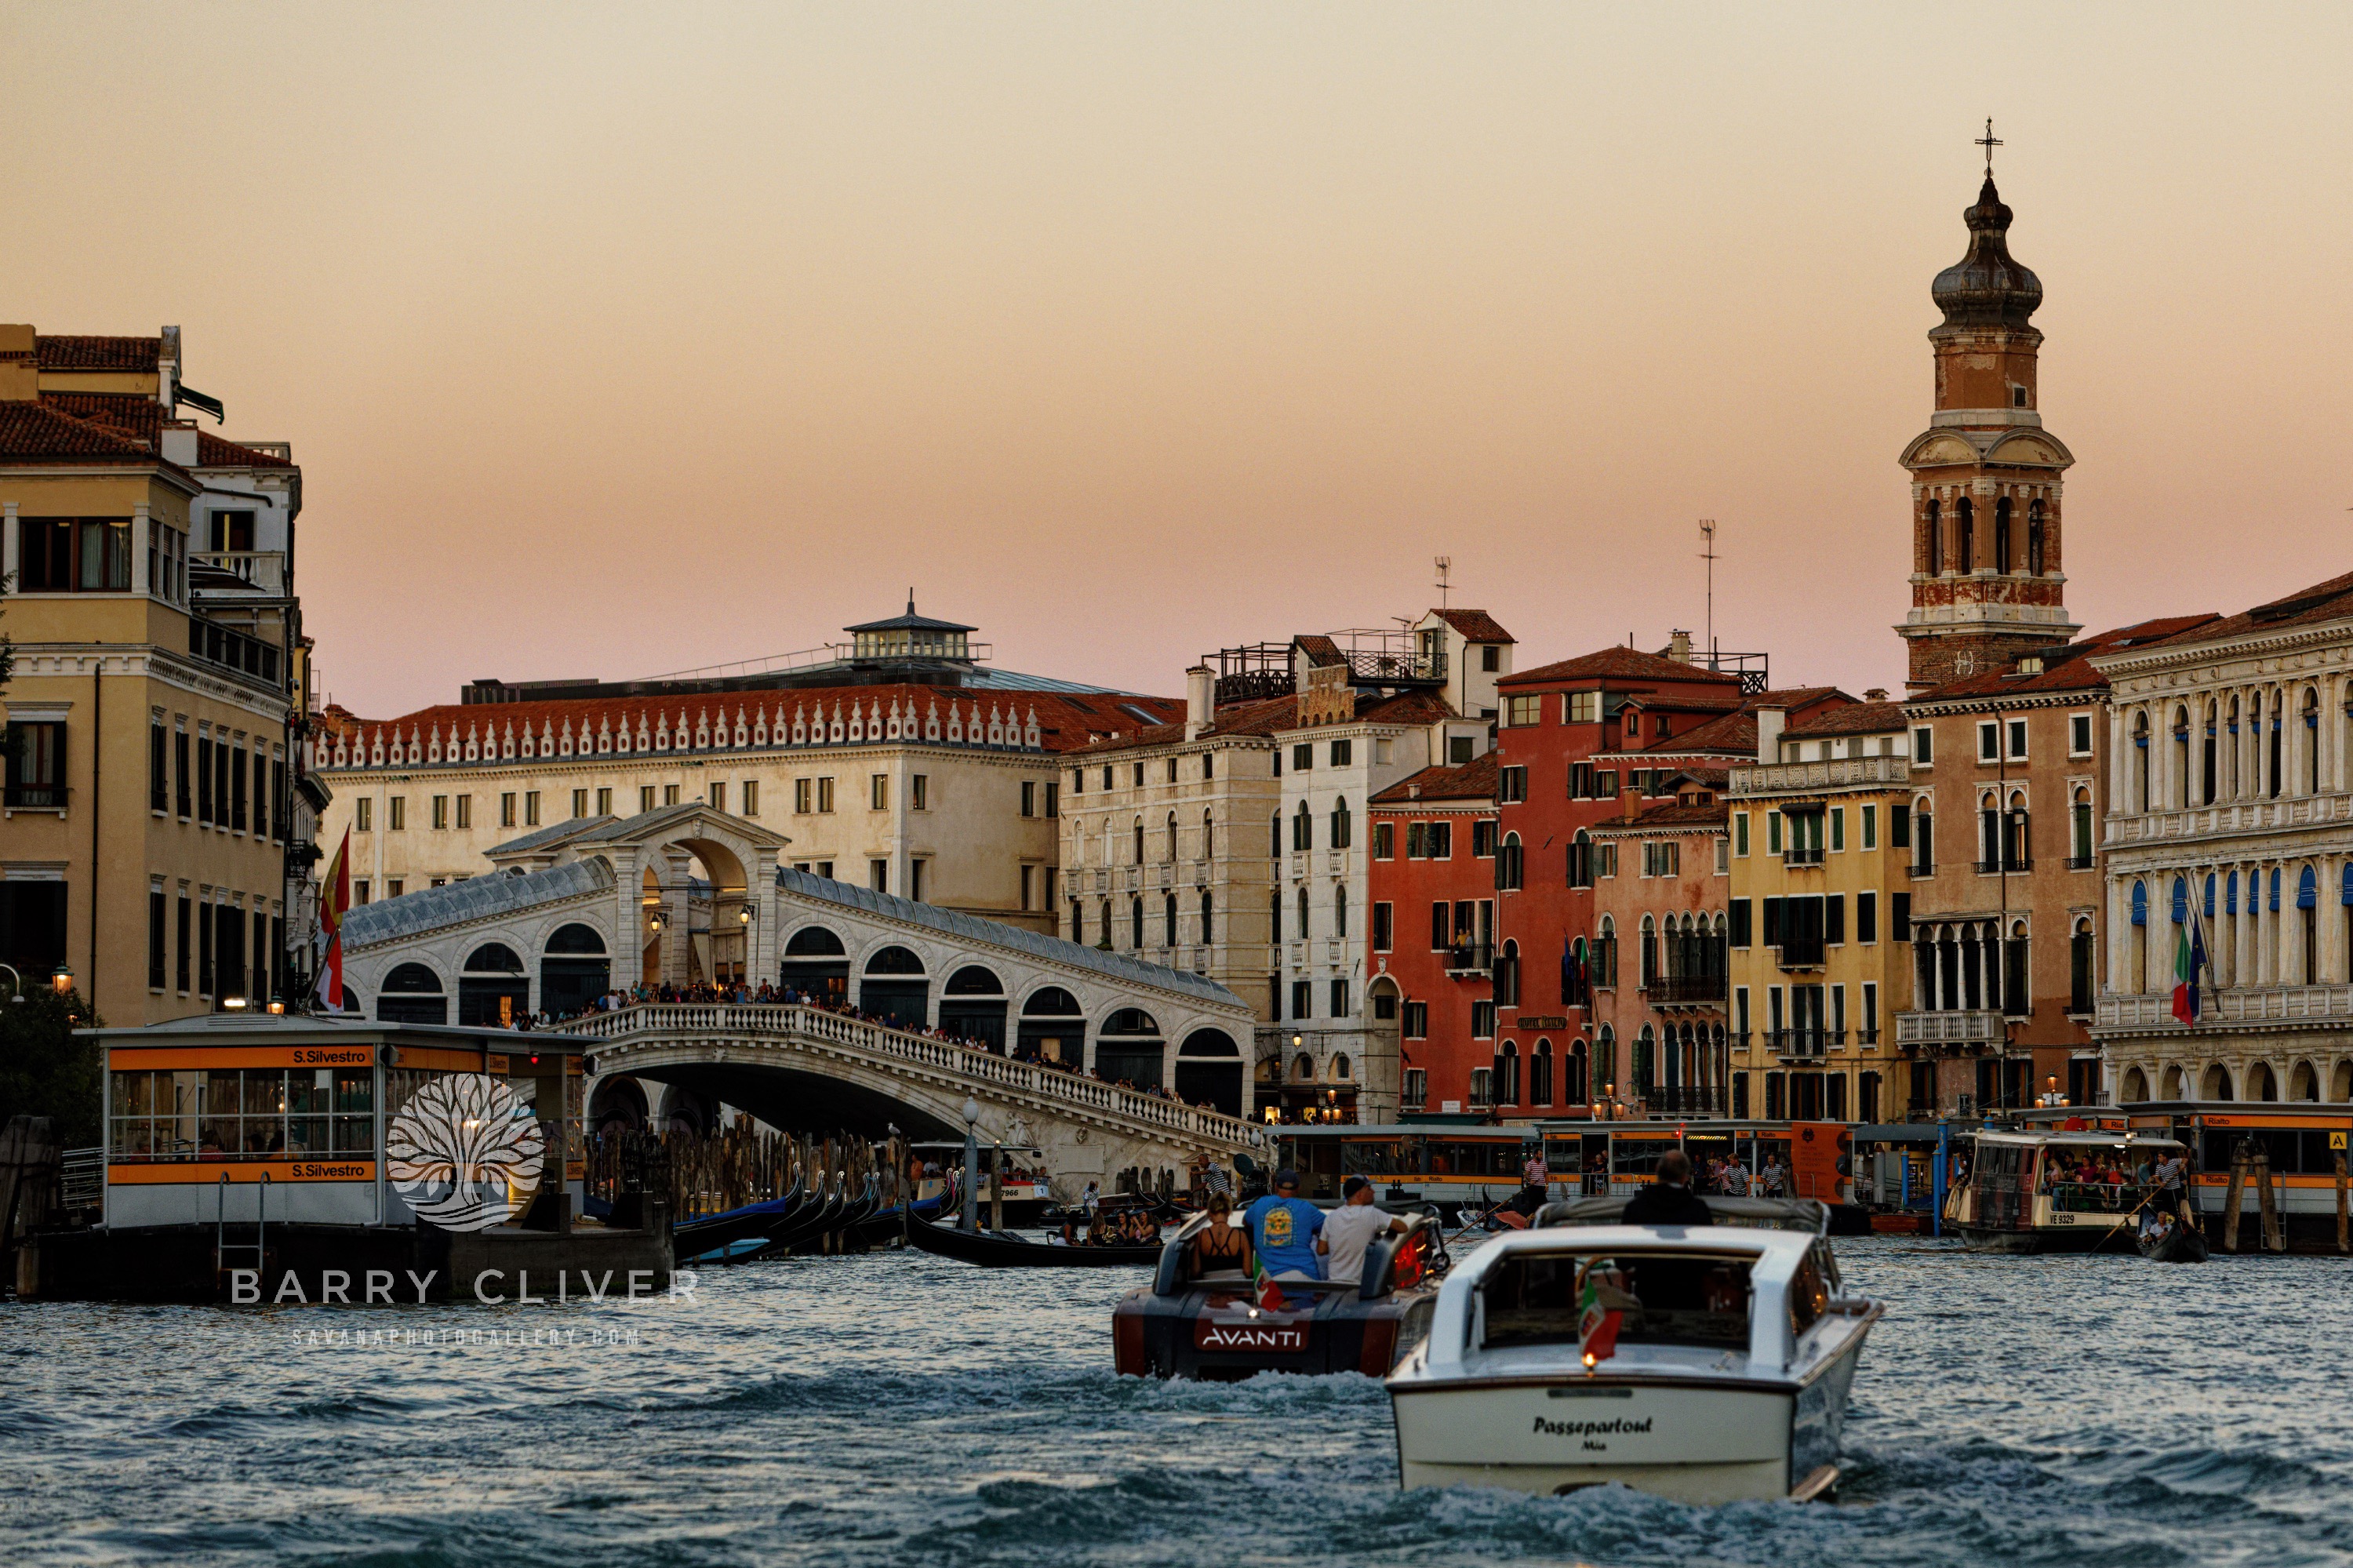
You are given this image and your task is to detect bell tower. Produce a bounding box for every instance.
[1897,129,2078,690]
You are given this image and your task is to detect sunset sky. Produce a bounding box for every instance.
[6,4,2351,715]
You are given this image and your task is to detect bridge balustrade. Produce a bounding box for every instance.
[552,1003,1260,1147]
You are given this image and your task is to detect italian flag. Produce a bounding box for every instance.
[314,828,352,1013]
[1577,1263,1623,1365]
[2170,915,2206,1028]
[1250,1252,1286,1312]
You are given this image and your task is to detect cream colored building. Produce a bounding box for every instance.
[314,606,1182,976]
[0,324,306,1024]
[2091,572,2353,1105]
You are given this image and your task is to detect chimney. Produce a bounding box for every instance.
[0,325,36,402]
[1620,784,1642,823]
[1755,706,1787,764]
[1667,629,1693,664]
[1184,665,1214,740]
[1864,687,1889,701]
[160,419,199,467]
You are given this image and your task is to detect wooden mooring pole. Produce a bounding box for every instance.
[2255,1148,2282,1253]
[2336,1151,2348,1255]
[2222,1146,2249,1253]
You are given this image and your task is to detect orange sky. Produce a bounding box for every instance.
[6,4,2351,715]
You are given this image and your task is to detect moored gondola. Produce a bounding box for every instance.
[905,1208,1163,1267]
[672,1182,808,1261]
[2134,1211,2209,1263]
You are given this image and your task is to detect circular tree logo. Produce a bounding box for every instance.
[387,1074,546,1231]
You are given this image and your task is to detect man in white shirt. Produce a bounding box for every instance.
[1318,1175,1407,1290]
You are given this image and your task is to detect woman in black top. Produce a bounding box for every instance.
[1188,1193,1254,1275]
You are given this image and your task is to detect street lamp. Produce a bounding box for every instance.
[49,962,73,995]
[0,963,23,1005]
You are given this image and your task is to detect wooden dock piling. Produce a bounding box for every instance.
[2222,1147,2249,1253]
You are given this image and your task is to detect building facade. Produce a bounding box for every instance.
[0,324,308,1025]
[1726,702,1914,1124]
[315,606,1183,950]
[1587,778,1733,1119]
[2092,573,2353,1107]
[1367,752,1497,1117]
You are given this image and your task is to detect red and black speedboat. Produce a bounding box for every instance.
[1112,1210,1446,1381]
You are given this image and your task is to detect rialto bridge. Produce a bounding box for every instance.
[337,802,1266,1192]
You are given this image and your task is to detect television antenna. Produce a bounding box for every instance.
[1698,520,1719,667]
[1434,555,1452,609]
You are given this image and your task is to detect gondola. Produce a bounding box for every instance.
[757,1173,883,1258]
[2135,1213,2209,1263]
[672,1181,809,1261]
[740,1175,859,1259]
[905,1207,1163,1268]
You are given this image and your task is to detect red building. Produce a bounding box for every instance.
[1482,644,1850,1122]
[1367,752,1497,1115]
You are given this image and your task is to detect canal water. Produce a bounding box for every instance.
[6,1238,2351,1567]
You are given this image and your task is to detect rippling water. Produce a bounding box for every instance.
[6,1237,2351,1567]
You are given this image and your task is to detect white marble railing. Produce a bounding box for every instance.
[1893,1009,2005,1046]
[551,1003,1263,1146]
[1729,755,1910,796]
[2096,984,2353,1031]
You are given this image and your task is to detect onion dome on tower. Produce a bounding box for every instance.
[1931,176,2043,330]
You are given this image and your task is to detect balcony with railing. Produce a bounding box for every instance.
[1909,858,1937,879]
[191,550,289,597]
[2066,852,2095,871]
[1895,1009,2005,1053]
[1767,1028,1835,1059]
[1974,857,2033,875]
[1647,973,1727,1006]
[1443,944,1493,977]
[2097,984,2353,1032]
[1638,1084,1726,1116]
[1784,846,1824,867]
[1729,752,1909,797]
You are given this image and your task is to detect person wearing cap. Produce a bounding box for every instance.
[1319,1175,1407,1290]
[1243,1168,1326,1281]
[1624,1149,1714,1227]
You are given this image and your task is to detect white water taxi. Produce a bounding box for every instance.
[1384,1202,1881,1503]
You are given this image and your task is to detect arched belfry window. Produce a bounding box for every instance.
[1924,499,1942,575]
[1956,497,1975,571]
[1994,497,2013,573]
[2027,499,2046,576]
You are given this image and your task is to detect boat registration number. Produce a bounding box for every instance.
[1194,1319,1309,1353]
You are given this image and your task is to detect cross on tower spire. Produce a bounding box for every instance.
[1976,118,2002,176]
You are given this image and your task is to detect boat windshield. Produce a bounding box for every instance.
[1480,1250,1753,1353]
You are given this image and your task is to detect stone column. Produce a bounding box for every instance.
[131,504,151,597]
[662,847,693,985]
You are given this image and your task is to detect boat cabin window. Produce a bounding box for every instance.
[1480,1250,1753,1352]
[2198,1128,2337,1175]
[1788,1248,1830,1338]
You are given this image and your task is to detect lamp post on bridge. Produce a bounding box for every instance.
[961,1097,981,1233]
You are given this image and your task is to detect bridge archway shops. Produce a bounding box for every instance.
[938,966,1009,1051]
[857,944,930,1031]
[1173,1029,1244,1116]
[1016,986,1084,1068]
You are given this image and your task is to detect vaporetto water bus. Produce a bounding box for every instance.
[1944,1122,2187,1253]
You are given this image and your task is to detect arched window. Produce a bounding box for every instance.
[2227,697,2242,799]
[1162,891,1176,945]
[1270,888,1282,942]
[1334,883,1349,939]
[2172,707,2191,808]
[785,926,846,956]
[864,944,925,975]
[1293,1053,1315,1081]
[2298,864,2319,984]
[1597,915,1617,987]
[1297,885,1310,940]
[1130,897,1144,948]
[1497,830,1523,890]
[1097,899,1111,946]
[1994,496,2012,573]
[1924,498,1942,574]
[1021,985,1081,1017]
[545,922,606,955]
[2027,498,2046,575]
[382,962,442,992]
[1568,828,1592,889]
[1329,797,1352,849]
[1166,810,1179,863]
[944,965,1002,994]
[1199,890,1213,944]
[2303,688,2322,795]
[1494,1040,1520,1104]
[1270,811,1281,859]
[463,943,524,973]
[1331,1053,1351,1081]
[1956,496,1975,570]
[1133,817,1144,864]
[1639,914,1657,988]
[1532,1039,1554,1105]
[2069,915,2094,1013]
[2267,689,2283,799]
[1292,799,1313,852]
[1567,1036,1589,1104]
[1633,1024,1655,1095]
[1201,809,1213,864]
[2133,711,2151,811]
[1595,1024,1617,1098]
[1496,938,1520,1007]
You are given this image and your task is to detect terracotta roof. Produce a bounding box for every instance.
[36,334,161,371]
[1063,693,1298,756]
[1371,751,1498,806]
[1430,608,1514,643]
[1502,645,1744,689]
[1784,701,1908,738]
[39,392,295,468]
[1349,689,1457,726]
[2127,573,2353,653]
[1911,618,2221,703]
[319,685,1184,768]
[0,401,161,462]
[1591,799,1730,834]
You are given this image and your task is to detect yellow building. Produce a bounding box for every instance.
[0,325,304,1024]
[1725,700,1916,1123]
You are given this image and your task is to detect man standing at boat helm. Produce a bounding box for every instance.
[1624,1151,1714,1227]
[1244,1169,1326,1283]
[1321,1175,1409,1289]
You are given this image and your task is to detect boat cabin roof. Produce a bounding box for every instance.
[1974,1130,2184,1148]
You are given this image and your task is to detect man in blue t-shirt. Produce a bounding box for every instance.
[1244,1169,1326,1280]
